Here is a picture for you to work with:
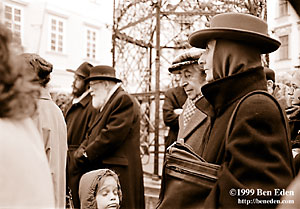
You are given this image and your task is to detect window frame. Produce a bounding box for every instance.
[279,35,289,60]
[278,0,289,17]
[48,15,66,53]
[85,27,98,60]
[3,3,23,44]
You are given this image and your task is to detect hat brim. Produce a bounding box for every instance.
[168,60,198,74]
[66,69,87,78]
[66,69,75,73]
[85,76,122,83]
[188,28,281,54]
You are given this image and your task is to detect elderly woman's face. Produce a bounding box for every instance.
[199,40,216,82]
[180,64,206,99]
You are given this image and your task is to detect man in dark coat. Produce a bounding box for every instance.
[65,61,98,208]
[157,49,211,209]
[73,65,145,209]
[162,86,187,149]
[188,13,295,208]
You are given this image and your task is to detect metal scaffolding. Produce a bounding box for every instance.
[112,0,267,177]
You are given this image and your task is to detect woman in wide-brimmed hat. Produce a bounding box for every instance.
[188,12,295,208]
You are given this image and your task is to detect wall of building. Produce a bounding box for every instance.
[267,0,300,80]
[1,0,113,93]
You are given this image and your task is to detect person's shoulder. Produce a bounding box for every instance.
[113,89,136,106]
[166,86,184,94]
[238,92,284,116]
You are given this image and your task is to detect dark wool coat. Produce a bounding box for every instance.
[157,98,210,209]
[162,86,187,149]
[178,97,210,155]
[196,67,295,209]
[64,93,98,208]
[76,87,145,209]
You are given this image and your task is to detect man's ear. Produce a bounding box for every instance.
[104,80,113,89]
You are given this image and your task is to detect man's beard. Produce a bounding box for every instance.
[72,87,85,98]
[92,96,105,109]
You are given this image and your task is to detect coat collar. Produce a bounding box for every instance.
[72,90,90,106]
[88,87,124,132]
[178,107,207,139]
[200,67,267,116]
[64,93,91,116]
[75,92,91,107]
[39,88,51,100]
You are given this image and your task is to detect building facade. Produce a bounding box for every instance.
[268,0,300,80]
[0,0,113,93]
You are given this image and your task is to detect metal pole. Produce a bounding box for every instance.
[154,0,161,176]
[264,0,270,67]
[112,0,116,67]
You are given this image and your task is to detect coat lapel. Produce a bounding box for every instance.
[178,107,207,140]
[89,87,123,132]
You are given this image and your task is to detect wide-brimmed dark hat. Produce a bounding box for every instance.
[264,67,275,82]
[85,65,122,83]
[168,49,204,74]
[66,62,93,78]
[189,13,281,54]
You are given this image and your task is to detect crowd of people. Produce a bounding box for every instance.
[0,21,144,209]
[1,10,300,209]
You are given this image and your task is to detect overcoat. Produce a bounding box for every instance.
[0,118,55,208]
[196,67,295,208]
[76,87,145,209]
[178,97,209,155]
[162,86,187,149]
[32,88,67,209]
[65,93,98,208]
[157,97,210,209]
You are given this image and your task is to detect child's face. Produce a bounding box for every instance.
[96,176,120,209]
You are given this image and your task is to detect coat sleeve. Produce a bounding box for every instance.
[85,94,136,162]
[163,89,181,128]
[205,94,295,208]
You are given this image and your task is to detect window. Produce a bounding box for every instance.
[4,4,22,44]
[49,16,65,53]
[279,35,289,60]
[86,28,97,59]
[279,0,288,17]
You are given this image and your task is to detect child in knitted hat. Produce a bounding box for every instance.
[79,169,122,209]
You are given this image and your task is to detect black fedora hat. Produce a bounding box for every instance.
[85,65,122,83]
[264,67,275,82]
[66,62,93,78]
[188,13,281,54]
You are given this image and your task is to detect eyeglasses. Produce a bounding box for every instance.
[89,80,104,86]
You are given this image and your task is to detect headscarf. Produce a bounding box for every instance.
[212,39,262,80]
[79,169,122,209]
